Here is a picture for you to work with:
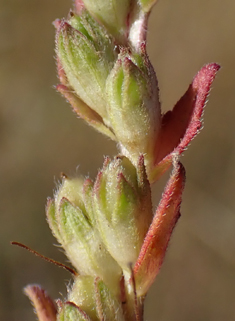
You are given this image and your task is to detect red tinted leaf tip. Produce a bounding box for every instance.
[24,285,57,321]
[150,63,220,183]
[134,161,186,296]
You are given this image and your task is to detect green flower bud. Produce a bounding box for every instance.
[57,302,91,321]
[81,0,132,41]
[56,10,117,125]
[46,177,122,294]
[68,276,125,321]
[105,48,160,169]
[56,9,161,173]
[55,176,94,224]
[93,155,153,272]
[67,276,97,321]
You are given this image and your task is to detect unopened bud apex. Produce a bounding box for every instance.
[57,302,91,321]
[81,0,133,41]
[68,276,125,321]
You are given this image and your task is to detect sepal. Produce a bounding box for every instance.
[47,177,122,294]
[81,0,132,41]
[94,277,125,321]
[106,49,160,168]
[68,276,125,321]
[56,10,117,124]
[57,302,91,321]
[93,155,153,271]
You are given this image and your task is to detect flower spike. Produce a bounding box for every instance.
[22,0,221,320]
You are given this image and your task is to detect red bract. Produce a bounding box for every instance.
[134,160,186,296]
[24,285,57,321]
[133,64,220,295]
[149,63,220,183]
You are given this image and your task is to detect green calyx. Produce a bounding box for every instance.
[106,49,160,168]
[46,177,122,295]
[57,302,91,321]
[67,276,125,321]
[93,155,153,271]
[56,10,117,125]
[81,0,133,41]
[56,9,161,174]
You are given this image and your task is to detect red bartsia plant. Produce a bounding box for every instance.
[23,1,220,320]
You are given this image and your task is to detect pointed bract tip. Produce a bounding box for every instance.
[53,19,61,30]
[150,62,220,184]
[24,285,57,321]
[193,63,221,91]
[134,161,185,296]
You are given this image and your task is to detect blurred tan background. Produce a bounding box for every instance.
[1,0,235,320]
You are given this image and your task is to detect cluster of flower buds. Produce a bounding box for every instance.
[24,0,220,320]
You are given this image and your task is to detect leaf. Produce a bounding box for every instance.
[24,285,57,321]
[150,63,220,183]
[134,160,185,296]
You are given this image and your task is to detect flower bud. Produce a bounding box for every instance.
[55,176,94,224]
[68,276,125,321]
[56,10,117,125]
[46,177,122,294]
[81,0,133,41]
[56,9,162,172]
[105,48,160,169]
[57,302,91,321]
[93,155,153,271]
[67,276,97,321]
